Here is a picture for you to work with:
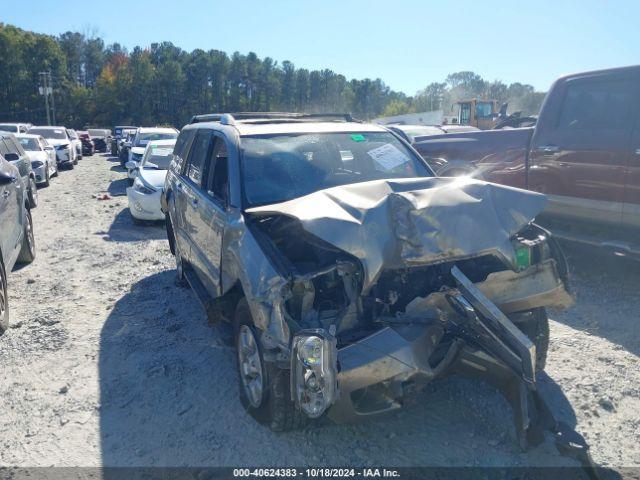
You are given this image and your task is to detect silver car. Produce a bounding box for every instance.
[16,134,58,186]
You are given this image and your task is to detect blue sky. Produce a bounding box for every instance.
[3,0,638,94]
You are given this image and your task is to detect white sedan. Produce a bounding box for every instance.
[16,134,58,186]
[126,127,178,183]
[126,139,176,222]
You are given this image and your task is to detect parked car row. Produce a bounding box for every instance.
[0,121,103,333]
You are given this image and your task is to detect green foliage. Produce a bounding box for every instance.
[0,23,546,128]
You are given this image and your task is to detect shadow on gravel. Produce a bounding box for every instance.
[108,178,129,197]
[554,243,640,356]
[103,208,166,242]
[98,272,583,469]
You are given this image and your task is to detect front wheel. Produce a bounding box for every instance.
[234,299,306,431]
[27,178,38,208]
[0,259,8,334]
[43,164,51,187]
[17,208,36,264]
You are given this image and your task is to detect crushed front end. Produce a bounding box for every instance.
[238,177,594,471]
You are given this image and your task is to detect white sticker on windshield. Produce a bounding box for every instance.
[367,143,409,171]
[152,147,173,156]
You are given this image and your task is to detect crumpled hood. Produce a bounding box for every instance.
[139,169,167,189]
[246,177,547,290]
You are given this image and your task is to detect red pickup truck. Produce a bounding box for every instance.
[413,65,640,255]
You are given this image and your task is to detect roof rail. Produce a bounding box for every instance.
[189,112,356,125]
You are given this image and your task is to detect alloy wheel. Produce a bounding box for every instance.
[238,325,264,408]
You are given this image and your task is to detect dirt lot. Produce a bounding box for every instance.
[0,154,638,472]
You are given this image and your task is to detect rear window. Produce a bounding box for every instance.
[557,79,636,130]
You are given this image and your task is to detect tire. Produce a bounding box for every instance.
[234,298,306,431]
[17,208,36,264]
[165,214,176,255]
[27,178,38,208]
[42,164,51,187]
[512,308,549,374]
[0,258,8,334]
[173,233,187,287]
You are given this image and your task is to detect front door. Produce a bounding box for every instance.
[529,75,636,226]
[0,158,21,259]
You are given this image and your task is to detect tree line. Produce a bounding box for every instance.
[0,23,546,129]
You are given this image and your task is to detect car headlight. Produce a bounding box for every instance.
[133,179,156,195]
[291,330,338,418]
[31,161,44,169]
[55,144,70,151]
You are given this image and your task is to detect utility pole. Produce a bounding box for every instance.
[39,72,51,125]
[48,72,57,125]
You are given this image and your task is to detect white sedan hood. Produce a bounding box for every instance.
[46,138,70,148]
[25,151,48,162]
[139,169,168,189]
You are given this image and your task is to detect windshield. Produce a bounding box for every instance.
[0,125,18,133]
[29,128,67,140]
[241,132,432,207]
[18,137,41,151]
[397,126,445,140]
[141,143,175,170]
[88,129,108,137]
[135,132,177,147]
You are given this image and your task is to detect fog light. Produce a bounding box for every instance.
[135,202,143,212]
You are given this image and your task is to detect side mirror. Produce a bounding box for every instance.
[0,172,16,185]
[125,161,137,170]
[4,152,19,162]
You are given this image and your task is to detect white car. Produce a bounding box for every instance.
[0,123,31,134]
[127,127,178,182]
[126,139,176,222]
[15,134,58,186]
[66,129,83,160]
[27,126,78,169]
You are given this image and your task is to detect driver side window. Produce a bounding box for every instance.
[204,136,229,206]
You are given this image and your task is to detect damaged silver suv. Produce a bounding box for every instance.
[162,113,583,453]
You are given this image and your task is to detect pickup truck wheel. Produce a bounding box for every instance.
[234,298,306,431]
[27,178,38,208]
[0,259,8,334]
[513,308,549,374]
[17,208,36,264]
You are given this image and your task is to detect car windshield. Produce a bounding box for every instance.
[397,126,445,140]
[135,132,177,147]
[0,125,18,133]
[88,129,108,137]
[241,131,432,207]
[29,128,66,139]
[18,138,41,151]
[141,143,175,170]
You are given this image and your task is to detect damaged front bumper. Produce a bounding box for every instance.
[291,259,596,474]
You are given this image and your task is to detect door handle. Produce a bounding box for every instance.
[536,145,560,154]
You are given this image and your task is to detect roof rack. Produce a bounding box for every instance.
[189,112,356,125]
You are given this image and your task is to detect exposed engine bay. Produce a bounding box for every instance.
[228,177,595,474]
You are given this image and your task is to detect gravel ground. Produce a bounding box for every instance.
[0,155,638,473]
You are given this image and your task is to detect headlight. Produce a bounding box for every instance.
[133,179,156,195]
[291,330,338,418]
[31,161,44,169]
[55,144,70,151]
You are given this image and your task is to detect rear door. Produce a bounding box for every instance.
[0,156,22,260]
[624,99,640,229]
[529,73,636,226]
[180,130,213,274]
